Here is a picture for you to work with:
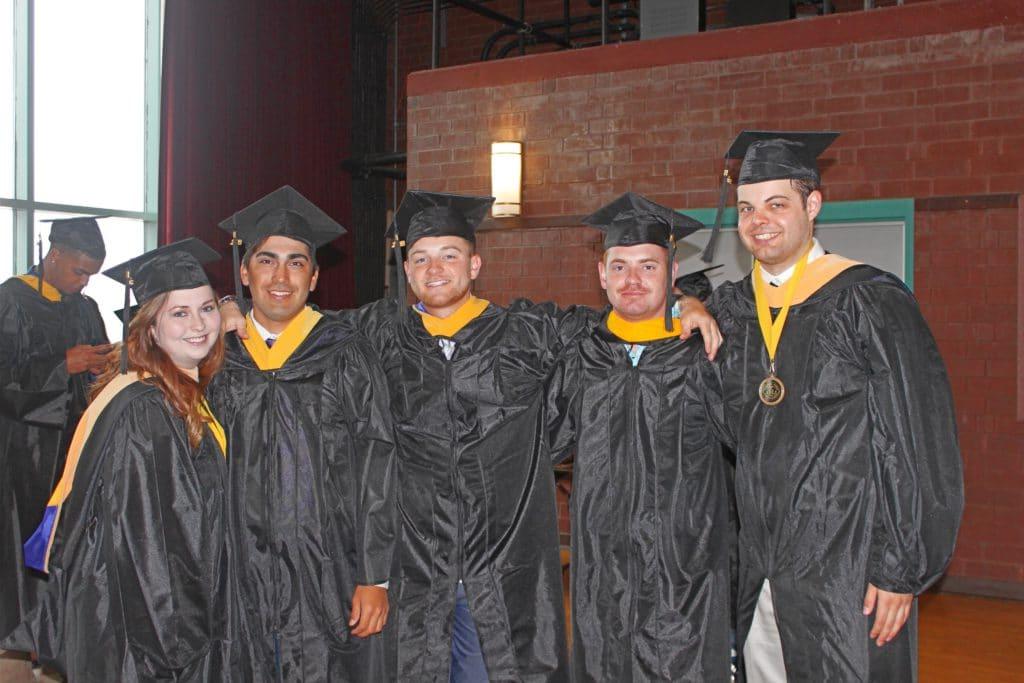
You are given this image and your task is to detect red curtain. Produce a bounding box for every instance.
[159,0,354,310]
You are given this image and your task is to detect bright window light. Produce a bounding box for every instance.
[0,0,14,198]
[34,0,146,211]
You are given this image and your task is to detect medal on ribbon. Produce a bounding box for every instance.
[752,245,812,407]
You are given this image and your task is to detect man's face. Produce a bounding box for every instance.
[240,235,318,332]
[403,236,481,313]
[598,243,676,322]
[46,247,103,295]
[736,179,821,274]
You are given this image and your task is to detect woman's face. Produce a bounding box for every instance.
[150,285,220,370]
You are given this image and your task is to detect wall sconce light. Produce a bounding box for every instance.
[490,141,522,217]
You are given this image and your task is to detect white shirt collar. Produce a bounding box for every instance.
[759,238,825,287]
[248,312,277,342]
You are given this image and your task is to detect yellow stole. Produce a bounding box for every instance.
[16,274,61,302]
[39,371,140,570]
[241,306,323,371]
[605,310,682,343]
[199,400,227,455]
[415,296,490,337]
[759,254,862,308]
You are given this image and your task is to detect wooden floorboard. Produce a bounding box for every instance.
[918,593,1024,682]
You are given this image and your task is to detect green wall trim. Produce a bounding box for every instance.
[682,198,915,290]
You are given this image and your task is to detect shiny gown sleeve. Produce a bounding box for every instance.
[545,347,583,465]
[858,284,964,594]
[698,341,737,452]
[335,339,398,585]
[0,296,73,427]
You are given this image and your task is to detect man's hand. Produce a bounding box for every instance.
[66,344,113,375]
[349,585,389,638]
[219,301,248,339]
[676,296,723,360]
[863,583,913,646]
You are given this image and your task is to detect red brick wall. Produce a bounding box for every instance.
[915,204,1022,584]
[405,0,1024,588]
[387,0,952,175]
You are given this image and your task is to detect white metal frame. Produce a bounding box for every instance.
[1,0,163,272]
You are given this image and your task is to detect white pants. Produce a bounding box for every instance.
[743,580,788,683]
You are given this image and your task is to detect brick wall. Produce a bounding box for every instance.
[405,0,1024,589]
[387,0,951,173]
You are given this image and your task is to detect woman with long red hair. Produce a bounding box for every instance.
[3,238,234,681]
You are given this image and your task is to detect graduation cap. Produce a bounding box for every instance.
[701,131,839,263]
[217,186,346,298]
[103,238,219,373]
[386,191,494,311]
[674,264,723,303]
[43,216,107,260]
[583,192,704,331]
[35,216,107,295]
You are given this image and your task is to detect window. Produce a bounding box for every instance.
[0,0,163,339]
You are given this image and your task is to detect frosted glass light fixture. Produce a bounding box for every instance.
[490,141,522,217]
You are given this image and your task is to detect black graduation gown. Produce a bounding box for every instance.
[0,274,107,639]
[547,319,732,683]
[706,266,963,682]
[347,298,595,683]
[2,378,233,681]
[207,319,397,682]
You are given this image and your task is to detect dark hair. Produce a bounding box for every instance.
[242,235,317,269]
[91,292,224,449]
[789,178,820,208]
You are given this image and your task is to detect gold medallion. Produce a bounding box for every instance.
[758,374,785,406]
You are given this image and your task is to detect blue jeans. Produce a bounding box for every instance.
[450,582,488,682]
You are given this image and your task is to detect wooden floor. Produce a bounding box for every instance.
[1,593,1021,681]
[918,592,1024,682]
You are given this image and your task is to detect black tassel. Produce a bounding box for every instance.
[119,271,132,375]
[36,237,44,294]
[230,230,243,300]
[701,168,732,263]
[391,237,406,319]
[665,235,676,332]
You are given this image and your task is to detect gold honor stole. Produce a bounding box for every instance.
[606,310,682,343]
[415,296,490,337]
[242,306,323,370]
[756,253,862,308]
[752,250,861,406]
[16,274,61,302]
[23,372,229,573]
[199,400,227,455]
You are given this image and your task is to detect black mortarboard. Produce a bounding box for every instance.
[390,191,493,249]
[729,131,839,186]
[43,216,107,261]
[386,191,494,312]
[582,192,702,250]
[674,264,723,303]
[103,238,219,373]
[217,186,346,298]
[583,192,704,331]
[701,131,839,263]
